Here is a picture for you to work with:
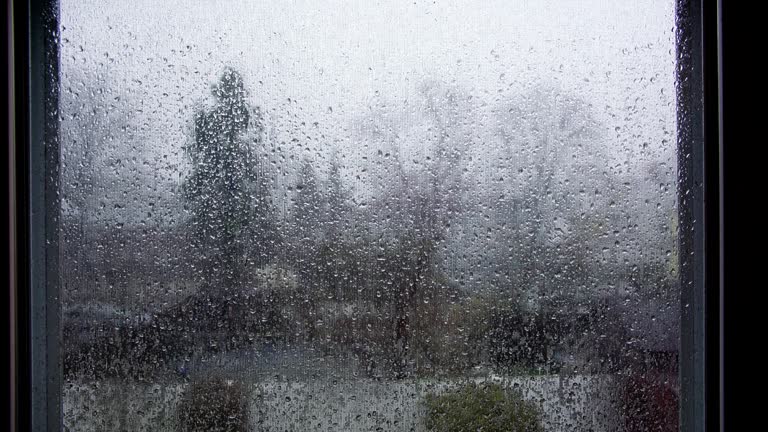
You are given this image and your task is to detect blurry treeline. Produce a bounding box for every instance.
[61,67,679,380]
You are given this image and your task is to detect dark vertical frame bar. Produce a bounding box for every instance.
[704,1,723,429]
[6,0,18,430]
[715,1,724,429]
[15,0,61,430]
[13,2,31,430]
[676,0,705,429]
[676,0,721,431]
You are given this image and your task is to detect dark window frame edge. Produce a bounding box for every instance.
[676,0,722,431]
[14,0,61,430]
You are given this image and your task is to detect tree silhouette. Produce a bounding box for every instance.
[182,67,272,294]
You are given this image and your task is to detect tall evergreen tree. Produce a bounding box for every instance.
[182,68,268,294]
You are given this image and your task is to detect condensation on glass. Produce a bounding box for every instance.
[58,1,680,430]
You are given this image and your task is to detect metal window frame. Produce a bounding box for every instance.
[676,0,722,431]
[12,0,61,431]
[8,0,722,430]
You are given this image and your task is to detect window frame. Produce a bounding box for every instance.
[11,0,61,431]
[676,0,723,430]
[8,0,723,430]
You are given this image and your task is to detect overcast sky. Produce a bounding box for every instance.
[59,0,678,225]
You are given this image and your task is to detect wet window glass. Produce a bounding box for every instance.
[59,1,680,430]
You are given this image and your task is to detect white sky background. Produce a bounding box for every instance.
[59,0,677,224]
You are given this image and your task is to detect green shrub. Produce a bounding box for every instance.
[425,382,543,432]
[177,377,249,431]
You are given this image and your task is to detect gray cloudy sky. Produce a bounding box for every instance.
[59,0,677,223]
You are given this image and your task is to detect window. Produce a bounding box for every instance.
[10,0,721,430]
